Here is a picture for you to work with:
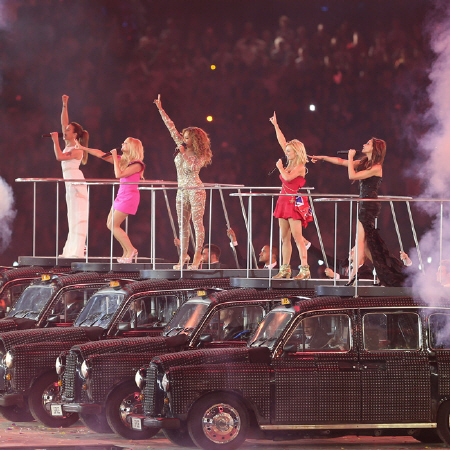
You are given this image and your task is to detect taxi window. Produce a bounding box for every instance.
[429,313,450,349]
[286,314,351,352]
[363,312,420,351]
[123,295,180,328]
[206,306,265,341]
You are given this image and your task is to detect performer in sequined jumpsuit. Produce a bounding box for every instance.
[312,138,405,286]
[154,95,212,270]
[50,95,89,258]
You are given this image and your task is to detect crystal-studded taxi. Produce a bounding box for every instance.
[128,294,450,449]
[0,277,230,427]
[51,286,314,438]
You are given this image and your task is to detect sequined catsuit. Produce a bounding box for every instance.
[158,108,207,257]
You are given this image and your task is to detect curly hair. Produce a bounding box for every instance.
[182,127,212,166]
[285,139,308,168]
[357,137,386,172]
[119,137,145,179]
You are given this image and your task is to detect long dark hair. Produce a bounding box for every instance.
[70,121,89,165]
[356,137,386,172]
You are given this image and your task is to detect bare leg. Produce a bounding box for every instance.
[350,220,366,278]
[279,218,292,265]
[107,208,135,257]
[289,218,307,266]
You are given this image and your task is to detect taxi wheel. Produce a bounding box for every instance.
[437,401,450,445]
[80,412,112,433]
[164,423,196,447]
[105,380,160,440]
[188,393,248,450]
[28,371,79,427]
[0,404,34,422]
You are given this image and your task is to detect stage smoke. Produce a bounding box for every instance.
[408,0,450,300]
[0,177,16,254]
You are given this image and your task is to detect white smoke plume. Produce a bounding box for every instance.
[409,1,450,302]
[0,177,16,253]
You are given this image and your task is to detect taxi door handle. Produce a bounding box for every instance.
[360,361,387,371]
[338,361,359,371]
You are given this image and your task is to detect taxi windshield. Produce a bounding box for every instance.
[163,298,212,337]
[249,309,295,349]
[74,291,125,328]
[7,284,56,319]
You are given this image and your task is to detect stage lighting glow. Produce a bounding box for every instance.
[211,65,216,70]
[318,260,324,265]
[427,256,432,264]
[309,104,316,111]
[206,116,213,122]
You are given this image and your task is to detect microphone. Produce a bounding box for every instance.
[101,148,121,158]
[174,142,187,157]
[41,132,63,138]
[337,150,361,155]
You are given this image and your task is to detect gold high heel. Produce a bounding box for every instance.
[273,264,291,279]
[294,265,310,280]
[188,251,202,270]
[173,254,190,270]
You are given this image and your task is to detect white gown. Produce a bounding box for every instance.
[60,146,88,258]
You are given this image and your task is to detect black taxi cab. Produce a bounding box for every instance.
[50,286,313,438]
[128,293,450,449]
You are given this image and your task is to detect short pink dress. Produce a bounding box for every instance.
[113,160,145,215]
[273,174,313,228]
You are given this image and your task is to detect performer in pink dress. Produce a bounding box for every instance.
[77,138,145,263]
[50,95,89,258]
[270,112,313,280]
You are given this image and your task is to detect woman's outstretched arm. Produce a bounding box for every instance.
[154,94,183,146]
[269,111,287,152]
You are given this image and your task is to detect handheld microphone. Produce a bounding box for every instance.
[337,150,361,155]
[174,143,187,157]
[101,148,121,158]
[41,132,63,138]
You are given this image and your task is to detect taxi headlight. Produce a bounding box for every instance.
[5,351,13,369]
[55,355,66,375]
[80,360,91,379]
[135,368,146,389]
[161,373,170,392]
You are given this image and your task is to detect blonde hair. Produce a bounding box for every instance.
[285,139,308,168]
[182,127,212,167]
[119,137,145,179]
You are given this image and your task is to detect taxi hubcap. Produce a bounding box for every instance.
[201,403,240,443]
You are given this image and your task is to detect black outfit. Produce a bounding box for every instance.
[358,176,405,287]
[305,327,330,350]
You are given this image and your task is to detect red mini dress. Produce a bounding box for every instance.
[273,174,313,228]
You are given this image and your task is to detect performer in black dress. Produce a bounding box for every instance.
[312,138,405,287]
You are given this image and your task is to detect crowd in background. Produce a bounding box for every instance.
[0,0,431,270]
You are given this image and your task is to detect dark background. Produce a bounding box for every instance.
[0,0,433,273]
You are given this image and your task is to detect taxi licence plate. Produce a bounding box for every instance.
[131,417,142,430]
[51,404,63,416]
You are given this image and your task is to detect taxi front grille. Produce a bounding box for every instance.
[62,352,78,400]
[142,365,158,416]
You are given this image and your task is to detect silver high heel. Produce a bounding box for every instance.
[173,255,190,270]
[117,249,138,264]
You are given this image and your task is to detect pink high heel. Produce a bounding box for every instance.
[117,249,138,264]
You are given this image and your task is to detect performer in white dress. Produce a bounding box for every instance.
[50,95,89,258]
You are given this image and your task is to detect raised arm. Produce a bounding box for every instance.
[269,112,287,152]
[61,95,69,132]
[51,132,82,161]
[154,94,183,146]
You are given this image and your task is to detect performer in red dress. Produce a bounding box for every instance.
[270,112,313,280]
